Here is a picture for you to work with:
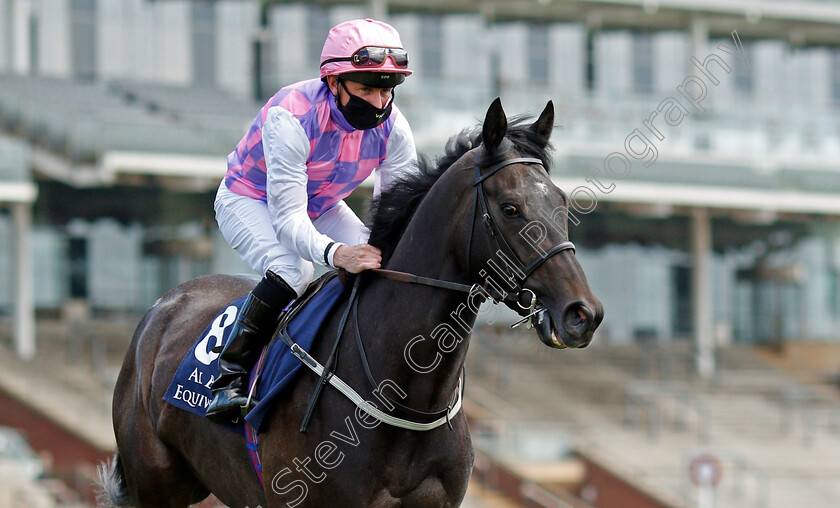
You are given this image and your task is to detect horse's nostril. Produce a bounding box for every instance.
[563,303,593,334]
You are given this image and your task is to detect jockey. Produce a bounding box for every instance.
[206,18,416,422]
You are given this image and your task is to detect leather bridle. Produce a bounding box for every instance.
[466,155,575,309]
[369,153,576,312]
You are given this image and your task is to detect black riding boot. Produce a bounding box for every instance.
[205,271,296,423]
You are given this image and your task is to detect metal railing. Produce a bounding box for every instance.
[625,381,711,443]
[780,383,840,446]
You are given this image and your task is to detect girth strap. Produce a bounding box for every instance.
[280,276,464,431]
[279,329,464,431]
[351,288,459,423]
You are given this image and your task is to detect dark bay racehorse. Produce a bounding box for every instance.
[99,99,603,507]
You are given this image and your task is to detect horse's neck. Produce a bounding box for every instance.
[359,176,477,411]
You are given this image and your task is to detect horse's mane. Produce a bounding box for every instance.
[368,115,554,263]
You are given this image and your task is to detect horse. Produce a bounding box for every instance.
[98,98,603,507]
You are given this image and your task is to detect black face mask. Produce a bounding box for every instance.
[335,78,393,130]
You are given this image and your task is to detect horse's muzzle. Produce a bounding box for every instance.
[536,299,603,349]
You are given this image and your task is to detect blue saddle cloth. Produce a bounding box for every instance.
[163,276,348,432]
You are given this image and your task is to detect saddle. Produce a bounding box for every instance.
[241,270,350,430]
[273,269,343,339]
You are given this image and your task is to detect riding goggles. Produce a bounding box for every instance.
[321,46,409,69]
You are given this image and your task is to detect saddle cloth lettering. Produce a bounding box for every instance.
[162,274,348,432]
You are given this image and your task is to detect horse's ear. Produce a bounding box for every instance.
[531,101,554,144]
[482,97,507,151]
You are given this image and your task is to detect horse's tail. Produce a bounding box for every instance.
[96,452,133,507]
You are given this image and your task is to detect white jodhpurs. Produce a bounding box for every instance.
[214,182,370,296]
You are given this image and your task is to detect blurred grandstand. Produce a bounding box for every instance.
[3,0,840,507]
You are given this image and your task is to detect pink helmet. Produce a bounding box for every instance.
[319,19,412,83]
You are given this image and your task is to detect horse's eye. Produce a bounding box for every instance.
[501,204,519,217]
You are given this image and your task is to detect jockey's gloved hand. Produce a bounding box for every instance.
[334,244,382,273]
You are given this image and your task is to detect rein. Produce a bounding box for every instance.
[368,268,533,309]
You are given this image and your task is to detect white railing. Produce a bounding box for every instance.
[625,380,712,443]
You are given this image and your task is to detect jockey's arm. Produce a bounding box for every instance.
[263,107,342,268]
[263,107,416,273]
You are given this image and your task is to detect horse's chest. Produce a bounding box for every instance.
[268,373,473,506]
[275,423,472,507]
[367,428,474,506]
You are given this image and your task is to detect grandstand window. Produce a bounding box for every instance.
[672,265,692,335]
[68,237,88,299]
[585,31,595,91]
[632,32,653,94]
[308,5,332,64]
[420,15,443,78]
[28,15,38,74]
[70,0,97,81]
[832,49,840,107]
[191,1,216,88]
[733,42,753,93]
[830,269,840,317]
[528,24,550,85]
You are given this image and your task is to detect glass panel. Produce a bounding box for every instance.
[307,5,331,63]
[832,49,840,107]
[633,32,653,94]
[733,41,753,92]
[420,16,442,78]
[192,0,216,87]
[528,24,549,85]
[71,0,97,81]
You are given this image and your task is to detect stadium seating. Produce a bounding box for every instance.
[0,73,258,161]
[467,328,840,508]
